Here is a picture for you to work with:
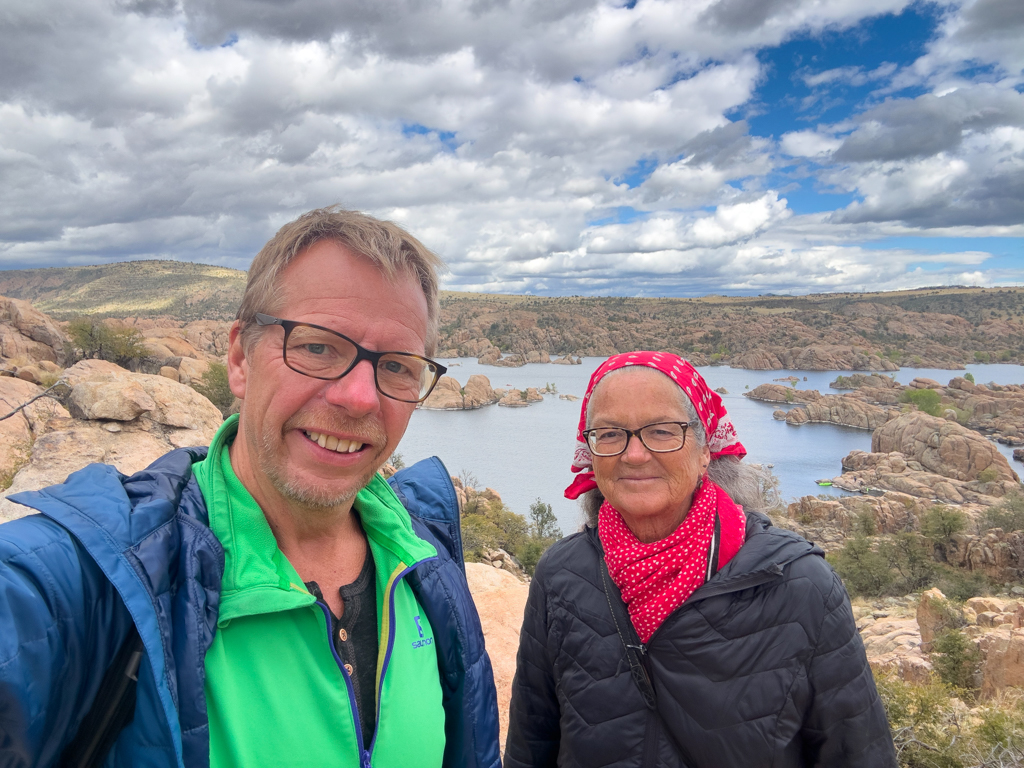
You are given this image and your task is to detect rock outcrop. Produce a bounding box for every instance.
[465,562,529,749]
[783,492,925,550]
[420,374,500,410]
[0,296,68,366]
[785,396,898,430]
[872,412,1019,484]
[744,383,822,404]
[834,450,1016,504]
[0,360,223,522]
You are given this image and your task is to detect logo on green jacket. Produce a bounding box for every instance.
[411,615,433,649]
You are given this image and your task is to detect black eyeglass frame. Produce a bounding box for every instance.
[253,312,447,404]
[582,421,691,457]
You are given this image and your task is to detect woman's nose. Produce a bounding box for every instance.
[621,432,652,462]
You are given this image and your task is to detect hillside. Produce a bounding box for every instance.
[0,261,247,322]
[1,262,1023,368]
[437,287,1024,369]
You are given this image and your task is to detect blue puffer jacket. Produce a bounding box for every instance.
[0,450,500,768]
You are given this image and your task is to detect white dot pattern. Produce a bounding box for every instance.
[598,479,746,643]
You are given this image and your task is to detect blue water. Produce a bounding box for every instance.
[398,361,1024,534]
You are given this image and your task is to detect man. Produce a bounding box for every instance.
[0,208,501,768]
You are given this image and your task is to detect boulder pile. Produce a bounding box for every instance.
[1,360,223,521]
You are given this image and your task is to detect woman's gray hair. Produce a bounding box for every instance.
[581,367,782,527]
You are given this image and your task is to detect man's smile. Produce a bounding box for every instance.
[302,430,366,454]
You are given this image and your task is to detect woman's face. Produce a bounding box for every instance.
[588,368,710,542]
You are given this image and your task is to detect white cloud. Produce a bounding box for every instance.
[0,0,1020,296]
[780,130,844,158]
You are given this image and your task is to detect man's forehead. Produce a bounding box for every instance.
[273,243,422,302]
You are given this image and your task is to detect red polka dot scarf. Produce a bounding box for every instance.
[598,479,746,643]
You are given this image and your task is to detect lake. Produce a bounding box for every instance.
[398,360,1024,534]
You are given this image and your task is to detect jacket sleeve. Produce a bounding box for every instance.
[0,515,132,767]
[801,569,898,767]
[504,559,560,768]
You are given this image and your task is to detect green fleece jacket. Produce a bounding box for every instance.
[194,416,446,768]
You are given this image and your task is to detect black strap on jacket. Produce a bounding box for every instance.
[59,625,145,768]
[597,511,722,766]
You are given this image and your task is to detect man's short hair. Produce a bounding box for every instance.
[237,206,445,355]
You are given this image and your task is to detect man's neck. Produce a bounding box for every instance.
[264,503,368,618]
[226,437,369,617]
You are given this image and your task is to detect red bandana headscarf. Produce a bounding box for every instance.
[565,351,748,643]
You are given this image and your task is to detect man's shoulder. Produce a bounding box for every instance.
[4,446,210,550]
[386,457,460,525]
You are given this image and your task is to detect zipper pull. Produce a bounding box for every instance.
[361,749,372,767]
[626,642,647,655]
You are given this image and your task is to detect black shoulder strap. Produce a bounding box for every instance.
[597,517,723,768]
[707,512,722,581]
[60,625,144,768]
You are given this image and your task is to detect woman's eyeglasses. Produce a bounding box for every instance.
[582,422,689,457]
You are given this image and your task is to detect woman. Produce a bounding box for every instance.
[504,352,896,768]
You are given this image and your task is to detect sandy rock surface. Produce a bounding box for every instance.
[0,296,67,365]
[466,562,529,750]
[1,361,223,522]
[785,395,897,430]
[873,412,1019,483]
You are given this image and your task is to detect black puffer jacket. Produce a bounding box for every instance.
[505,512,896,768]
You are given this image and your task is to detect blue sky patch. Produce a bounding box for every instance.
[401,123,460,152]
[746,3,942,139]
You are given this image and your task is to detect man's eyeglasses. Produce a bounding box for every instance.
[253,313,447,404]
[582,421,689,457]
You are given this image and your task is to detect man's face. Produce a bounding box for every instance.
[227,239,429,513]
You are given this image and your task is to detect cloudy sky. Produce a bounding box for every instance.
[1,0,1021,296]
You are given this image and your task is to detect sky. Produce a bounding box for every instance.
[0,0,1022,296]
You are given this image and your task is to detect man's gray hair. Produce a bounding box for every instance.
[581,367,781,526]
[237,206,445,355]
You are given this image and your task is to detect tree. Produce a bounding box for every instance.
[529,498,562,540]
[190,361,234,417]
[67,317,147,370]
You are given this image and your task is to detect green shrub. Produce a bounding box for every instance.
[875,673,966,767]
[931,629,981,695]
[899,388,943,417]
[854,508,877,537]
[832,532,937,598]
[879,533,936,594]
[977,466,1000,484]
[190,362,234,417]
[829,536,894,597]
[931,566,990,603]
[67,317,147,369]
[921,506,967,556]
[877,671,1024,767]
[519,499,564,576]
[973,705,1024,760]
[982,491,1024,532]
[964,372,975,384]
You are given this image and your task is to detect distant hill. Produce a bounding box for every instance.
[0,261,247,321]
[1,262,1022,369]
[434,286,1024,368]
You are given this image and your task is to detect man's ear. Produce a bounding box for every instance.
[227,320,248,400]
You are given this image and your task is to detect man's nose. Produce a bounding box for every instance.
[323,359,382,415]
